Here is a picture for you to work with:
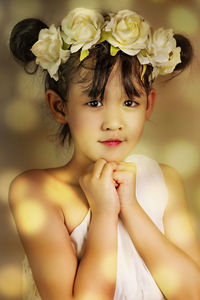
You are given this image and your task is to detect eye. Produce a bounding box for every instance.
[87,100,103,107]
[123,100,139,107]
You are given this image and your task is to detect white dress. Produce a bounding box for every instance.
[22,154,168,300]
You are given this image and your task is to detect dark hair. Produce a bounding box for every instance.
[9,18,194,147]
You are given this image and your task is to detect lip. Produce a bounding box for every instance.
[99,140,123,146]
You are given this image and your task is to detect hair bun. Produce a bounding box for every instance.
[9,18,48,67]
[174,34,193,71]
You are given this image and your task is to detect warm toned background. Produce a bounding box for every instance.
[0,0,200,299]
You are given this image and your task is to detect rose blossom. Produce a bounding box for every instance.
[104,9,150,56]
[31,25,70,80]
[61,7,104,53]
[138,27,181,77]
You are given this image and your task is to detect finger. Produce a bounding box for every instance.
[85,163,94,174]
[114,180,120,188]
[92,158,107,178]
[113,170,135,185]
[112,171,125,184]
[118,162,136,168]
[116,162,136,173]
[100,162,117,180]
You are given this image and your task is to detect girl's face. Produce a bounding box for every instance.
[64,62,155,164]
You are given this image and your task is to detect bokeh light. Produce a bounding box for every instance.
[0,169,19,204]
[100,252,116,283]
[153,264,181,298]
[162,139,200,178]
[0,264,21,298]
[4,98,39,133]
[165,212,196,246]
[168,6,199,35]
[16,199,48,235]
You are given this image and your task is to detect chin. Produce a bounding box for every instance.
[98,153,129,162]
[86,145,134,163]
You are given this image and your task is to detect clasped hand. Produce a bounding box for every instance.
[113,160,137,212]
[79,158,137,216]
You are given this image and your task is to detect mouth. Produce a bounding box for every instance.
[99,139,124,146]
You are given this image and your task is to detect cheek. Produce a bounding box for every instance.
[68,110,99,134]
[128,113,146,134]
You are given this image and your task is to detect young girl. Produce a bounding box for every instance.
[9,8,200,300]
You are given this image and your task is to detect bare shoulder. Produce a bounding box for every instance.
[9,168,47,186]
[159,163,184,185]
[159,163,186,206]
[8,168,65,223]
[9,168,49,202]
[159,163,190,217]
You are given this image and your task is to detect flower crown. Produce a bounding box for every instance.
[31,8,181,81]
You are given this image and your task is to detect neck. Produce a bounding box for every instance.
[62,152,94,186]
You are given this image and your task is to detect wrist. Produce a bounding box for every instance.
[119,200,140,218]
[92,209,119,219]
[91,211,119,231]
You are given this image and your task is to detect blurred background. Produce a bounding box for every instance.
[0,0,200,299]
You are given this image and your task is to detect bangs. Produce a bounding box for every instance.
[74,41,152,101]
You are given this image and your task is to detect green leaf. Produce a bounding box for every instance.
[63,42,70,50]
[140,49,147,57]
[110,45,120,56]
[141,64,147,80]
[97,31,111,44]
[80,49,89,62]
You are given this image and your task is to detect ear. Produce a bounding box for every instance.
[45,89,67,124]
[145,88,156,121]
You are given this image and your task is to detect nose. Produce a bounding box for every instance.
[101,108,123,131]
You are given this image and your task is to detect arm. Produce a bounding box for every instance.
[9,174,77,300]
[113,162,200,300]
[74,212,118,300]
[9,162,118,300]
[161,164,200,268]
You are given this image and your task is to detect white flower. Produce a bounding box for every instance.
[138,27,181,77]
[30,8,182,81]
[157,47,181,75]
[61,7,104,53]
[138,28,177,64]
[104,9,150,56]
[31,25,70,80]
[151,28,177,63]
